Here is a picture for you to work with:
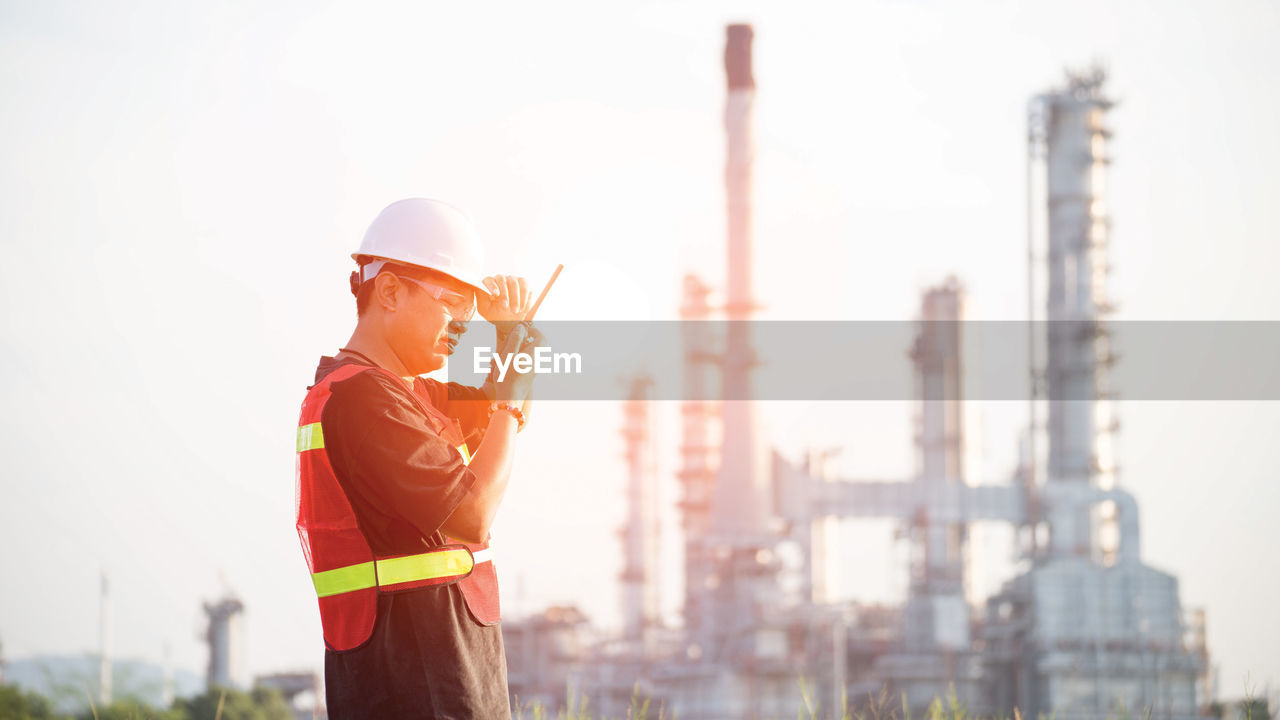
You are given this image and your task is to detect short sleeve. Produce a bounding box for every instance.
[417,379,491,450]
[322,370,477,553]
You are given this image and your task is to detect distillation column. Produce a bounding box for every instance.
[981,69,1204,720]
[678,275,719,643]
[904,279,970,652]
[1040,70,1120,560]
[620,376,660,650]
[873,280,984,715]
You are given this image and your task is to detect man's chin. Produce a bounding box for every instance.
[408,353,448,377]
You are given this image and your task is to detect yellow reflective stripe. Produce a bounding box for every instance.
[309,549,475,598]
[456,443,472,465]
[297,423,324,452]
[312,561,375,598]
[376,549,474,586]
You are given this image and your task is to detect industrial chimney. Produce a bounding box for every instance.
[709,23,771,541]
[98,572,112,706]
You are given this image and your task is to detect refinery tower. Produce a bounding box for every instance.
[978,70,1206,719]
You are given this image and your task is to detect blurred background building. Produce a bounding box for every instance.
[202,593,245,691]
[501,24,1210,720]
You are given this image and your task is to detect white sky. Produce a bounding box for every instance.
[2,0,1278,704]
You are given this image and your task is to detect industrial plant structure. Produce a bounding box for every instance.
[202,593,245,691]
[503,25,1209,720]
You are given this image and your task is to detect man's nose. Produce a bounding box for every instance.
[447,319,468,336]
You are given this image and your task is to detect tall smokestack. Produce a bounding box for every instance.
[162,642,174,708]
[98,572,112,706]
[710,23,771,540]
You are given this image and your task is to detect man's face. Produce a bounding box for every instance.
[388,272,476,375]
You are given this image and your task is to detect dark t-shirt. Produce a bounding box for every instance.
[312,355,510,720]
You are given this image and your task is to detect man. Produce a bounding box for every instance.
[295,198,542,718]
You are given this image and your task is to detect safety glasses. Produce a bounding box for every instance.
[397,275,476,322]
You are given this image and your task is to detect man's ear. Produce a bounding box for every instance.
[373,272,404,313]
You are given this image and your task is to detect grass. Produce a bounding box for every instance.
[53,673,1271,720]
[510,678,1260,720]
[75,687,228,720]
[513,681,670,720]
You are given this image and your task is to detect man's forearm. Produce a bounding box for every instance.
[440,411,519,544]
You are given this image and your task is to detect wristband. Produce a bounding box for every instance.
[488,401,527,431]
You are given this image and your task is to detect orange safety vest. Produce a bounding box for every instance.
[295,363,501,652]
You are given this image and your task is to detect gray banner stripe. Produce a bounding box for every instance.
[439,321,1280,400]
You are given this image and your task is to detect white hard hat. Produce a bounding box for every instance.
[352,198,487,294]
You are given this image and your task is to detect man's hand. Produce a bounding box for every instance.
[477,275,542,422]
[489,322,546,405]
[477,275,532,323]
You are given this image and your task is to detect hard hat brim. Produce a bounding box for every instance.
[352,254,489,297]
